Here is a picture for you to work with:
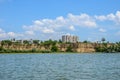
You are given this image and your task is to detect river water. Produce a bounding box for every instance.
[0,53,120,80]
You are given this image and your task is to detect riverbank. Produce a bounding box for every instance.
[0,40,120,53]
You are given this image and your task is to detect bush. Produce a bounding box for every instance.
[51,45,58,52]
[66,46,73,52]
[0,46,3,51]
[41,50,51,53]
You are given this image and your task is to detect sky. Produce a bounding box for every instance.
[0,0,120,42]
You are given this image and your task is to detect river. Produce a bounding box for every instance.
[0,53,120,80]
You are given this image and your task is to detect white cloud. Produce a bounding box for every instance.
[69,25,75,31]
[95,15,107,21]
[1,11,120,40]
[23,13,97,35]
[42,28,54,33]
[0,33,7,38]
[8,32,16,37]
[95,11,120,25]
[7,32,24,38]
[25,31,34,35]
[115,11,120,24]
[99,28,106,32]
[0,28,7,38]
[65,33,71,36]
[0,28,24,39]
[34,20,44,25]
[107,13,116,21]
[84,21,96,27]
[67,13,97,27]
[22,13,97,40]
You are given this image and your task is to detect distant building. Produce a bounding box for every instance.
[62,35,79,43]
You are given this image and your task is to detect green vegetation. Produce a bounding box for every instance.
[0,38,120,53]
[51,45,58,52]
[0,39,59,53]
[66,46,73,52]
[0,49,51,53]
[95,41,120,53]
[33,40,40,45]
[83,40,91,43]
[101,37,106,43]
[1,40,12,46]
[23,40,29,44]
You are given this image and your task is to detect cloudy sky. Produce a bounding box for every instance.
[0,0,120,42]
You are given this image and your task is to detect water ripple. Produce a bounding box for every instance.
[0,53,120,80]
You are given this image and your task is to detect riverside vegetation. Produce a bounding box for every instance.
[0,39,120,53]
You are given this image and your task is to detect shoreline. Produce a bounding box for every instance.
[0,51,119,54]
[0,40,120,53]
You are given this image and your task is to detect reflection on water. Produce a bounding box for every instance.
[0,53,120,80]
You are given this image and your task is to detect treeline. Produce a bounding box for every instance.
[0,48,52,53]
[0,39,73,53]
[95,42,120,53]
[0,39,120,53]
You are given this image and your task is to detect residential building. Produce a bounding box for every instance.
[62,35,79,43]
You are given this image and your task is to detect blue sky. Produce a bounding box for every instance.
[0,0,120,42]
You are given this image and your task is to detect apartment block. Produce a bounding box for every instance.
[62,35,79,43]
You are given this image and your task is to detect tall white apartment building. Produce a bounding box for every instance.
[62,35,79,43]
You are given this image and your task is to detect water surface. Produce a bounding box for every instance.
[0,53,120,80]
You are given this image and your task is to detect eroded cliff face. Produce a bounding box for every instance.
[0,42,97,53]
[59,43,96,53]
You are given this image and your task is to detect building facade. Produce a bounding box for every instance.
[62,35,79,43]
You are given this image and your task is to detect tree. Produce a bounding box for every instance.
[0,46,3,51]
[43,39,53,50]
[59,39,62,43]
[33,40,39,45]
[23,40,29,44]
[1,40,12,48]
[51,45,58,52]
[31,48,36,52]
[101,38,106,43]
[115,42,120,52]
[52,40,57,46]
[66,46,73,52]
[83,40,88,43]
